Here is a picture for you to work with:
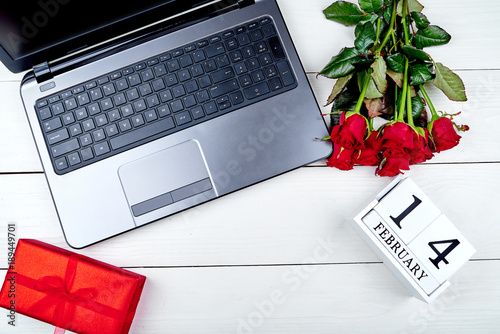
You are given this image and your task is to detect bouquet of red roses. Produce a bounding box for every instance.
[319,0,469,176]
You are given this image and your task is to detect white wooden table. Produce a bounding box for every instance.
[1,0,499,332]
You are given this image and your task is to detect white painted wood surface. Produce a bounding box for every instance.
[0,0,499,333]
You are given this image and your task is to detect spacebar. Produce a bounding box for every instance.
[110,117,176,150]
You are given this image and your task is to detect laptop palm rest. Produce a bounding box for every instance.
[118,140,216,222]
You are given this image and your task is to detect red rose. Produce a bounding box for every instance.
[330,112,368,150]
[381,122,414,149]
[376,156,410,177]
[409,128,434,165]
[353,131,383,166]
[428,117,461,153]
[327,144,355,171]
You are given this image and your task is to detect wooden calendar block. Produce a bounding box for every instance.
[362,210,442,295]
[350,176,474,303]
[374,178,441,244]
[408,214,476,284]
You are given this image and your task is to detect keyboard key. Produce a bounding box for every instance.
[62,112,75,125]
[128,74,141,86]
[94,142,110,156]
[183,95,197,108]
[51,138,79,157]
[75,108,88,120]
[244,82,270,99]
[55,157,68,171]
[100,98,114,111]
[51,102,65,115]
[102,84,116,96]
[277,61,295,86]
[204,101,218,115]
[108,109,121,121]
[237,33,251,46]
[209,79,239,98]
[95,114,108,127]
[105,124,119,137]
[39,108,52,120]
[47,128,69,145]
[165,74,178,86]
[170,100,184,113]
[83,119,96,131]
[166,59,181,72]
[192,50,206,63]
[191,106,204,120]
[121,104,134,117]
[141,69,155,81]
[116,78,129,91]
[110,117,176,150]
[126,88,140,101]
[69,124,83,137]
[139,83,153,96]
[118,119,132,132]
[68,152,81,166]
[152,78,166,91]
[175,111,192,126]
[91,128,106,144]
[44,117,62,132]
[77,93,90,105]
[230,91,244,105]
[81,147,94,161]
[144,110,158,123]
[153,64,167,77]
[211,67,235,84]
[205,43,225,58]
[89,88,103,100]
[88,103,101,116]
[268,36,286,60]
[133,99,147,112]
[131,114,145,127]
[79,134,93,147]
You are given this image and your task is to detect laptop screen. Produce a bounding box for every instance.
[0,0,225,72]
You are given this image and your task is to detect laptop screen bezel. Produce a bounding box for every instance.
[0,0,237,73]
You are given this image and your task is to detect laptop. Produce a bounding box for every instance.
[0,0,332,248]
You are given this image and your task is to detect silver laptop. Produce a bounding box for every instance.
[0,0,331,248]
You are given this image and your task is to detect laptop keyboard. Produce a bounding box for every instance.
[35,16,297,175]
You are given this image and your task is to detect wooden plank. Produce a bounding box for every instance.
[0,163,498,267]
[1,68,500,173]
[0,260,498,333]
[277,0,500,72]
[0,83,42,172]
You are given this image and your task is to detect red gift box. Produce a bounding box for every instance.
[0,239,146,334]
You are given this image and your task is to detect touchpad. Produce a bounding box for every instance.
[118,140,216,218]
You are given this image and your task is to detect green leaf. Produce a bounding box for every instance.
[320,47,362,79]
[355,22,376,53]
[411,12,430,29]
[411,96,424,118]
[402,45,431,61]
[326,73,354,106]
[433,63,467,101]
[358,71,384,99]
[414,25,451,48]
[410,63,434,85]
[387,68,403,88]
[359,0,385,13]
[386,53,405,72]
[371,56,388,93]
[364,98,385,118]
[323,1,366,26]
[397,0,424,15]
[331,79,360,113]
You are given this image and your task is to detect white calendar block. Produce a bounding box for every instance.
[374,178,441,244]
[362,210,442,295]
[408,214,476,284]
[350,176,474,303]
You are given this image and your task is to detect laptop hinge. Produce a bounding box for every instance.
[33,62,53,84]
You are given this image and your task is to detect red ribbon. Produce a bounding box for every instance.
[15,254,134,333]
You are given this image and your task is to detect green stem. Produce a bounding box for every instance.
[406,82,414,127]
[398,58,409,122]
[401,0,411,46]
[375,3,397,55]
[419,84,439,121]
[375,18,382,50]
[354,70,372,114]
